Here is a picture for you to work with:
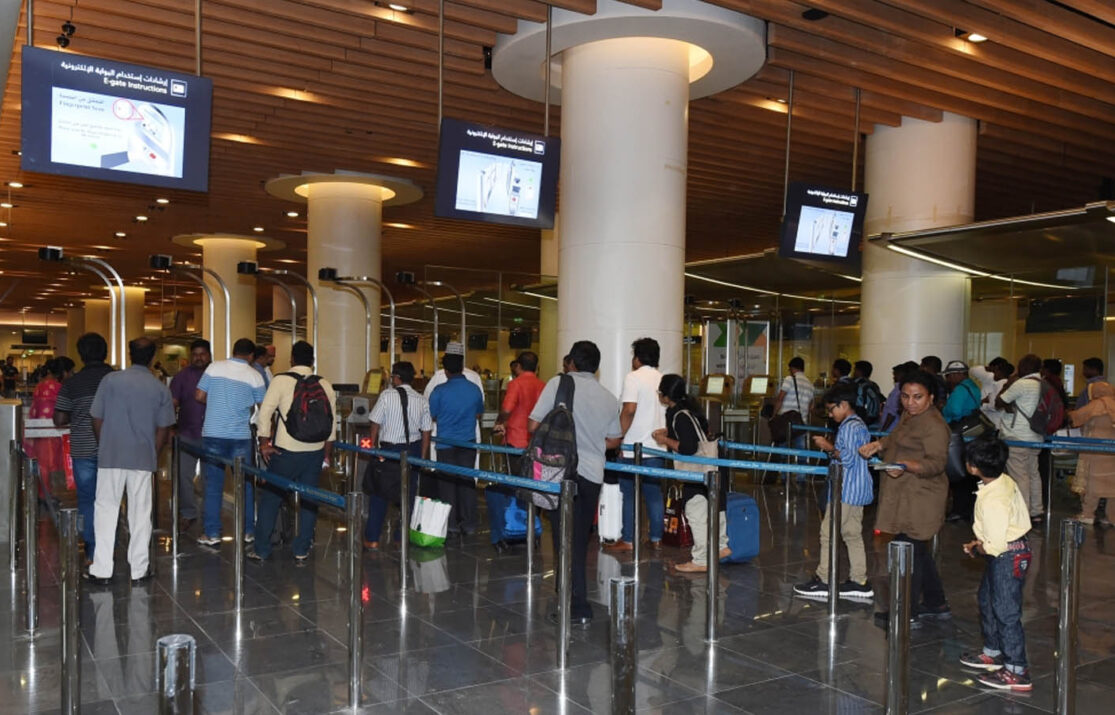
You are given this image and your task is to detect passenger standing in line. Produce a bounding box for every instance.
[423,341,484,466]
[1037,358,1069,518]
[195,338,266,547]
[772,356,814,449]
[942,360,983,523]
[852,360,883,427]
[610,338,667,553]
[84,337,175,586]
[859,370,952,625]
[921,355,947,408]
[971,358,1012,430]
[169,339,211,533]
[832,358,853,385]
[363,361,432,548]
[879,361,919,432]
[1074,357,1105,410]
[492,350,545,553]
[1067,381,1115,527]
[2,356,18,396]
[251,344,276,388]
[429,345,486,537]
[53,332,113,562]
[529,340,623,626]
[995,354,1045,523]
[251,341,337,562]
[25,356,74,502]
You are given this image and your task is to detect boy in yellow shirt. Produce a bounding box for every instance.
[958,435,1033,692]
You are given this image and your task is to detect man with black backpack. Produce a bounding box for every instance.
[250,341,336,561]
[852,360,883,427]
[527,340,623,627]
[997,354,1063,523]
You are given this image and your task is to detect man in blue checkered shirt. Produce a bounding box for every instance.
[794,383,875,600]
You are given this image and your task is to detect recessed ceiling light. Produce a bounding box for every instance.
[954,28,988,43]
[7,181,22,188]
[384,222,415,229]
[135,215,148,222]
[0,202,13,209]
[285,211,299,218]
[252,226,265,232]
[1107,216,1115,224]
[375,2,413,12]
[0,222,7,228]
[115,231,126,238]
[155,197,170,205]
[376,156,424,168]
[766,96,787,104]
[276,259,299,264]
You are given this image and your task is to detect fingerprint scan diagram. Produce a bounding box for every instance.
[793,205,855,258]
[50,87,185,178]
[455,149,542,219]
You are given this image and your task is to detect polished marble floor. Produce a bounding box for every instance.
[2,473,1114,714]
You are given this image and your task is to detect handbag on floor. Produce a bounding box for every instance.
[409,496,451,548]
[662,485,693,549]
[597,481,623,541]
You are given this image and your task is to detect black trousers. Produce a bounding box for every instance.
[950,475,979,521]
[436,446,478,534]
[893,533,948,611]
[548,474,601,620]
[1038,448,1052,512]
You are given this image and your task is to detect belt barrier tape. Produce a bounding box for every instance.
[179,440,345,509]
[626,443,829,476]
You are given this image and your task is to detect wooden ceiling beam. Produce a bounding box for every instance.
[966,0,1115,60]
[1056,1,1115,26]
[751,66,944,124]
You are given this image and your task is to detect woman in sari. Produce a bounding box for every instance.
[1067,380,1115,526]
[25,357,74,498]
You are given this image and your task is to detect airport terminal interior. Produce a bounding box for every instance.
[2,0,1115,713]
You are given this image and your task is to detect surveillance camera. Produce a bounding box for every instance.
[395,271,415,285]
[149,254,173,270]
[318,267,338,281]
[55,35,69,48]
[38,246,64,262]
[62,21,76,36]
[236,261,259,275]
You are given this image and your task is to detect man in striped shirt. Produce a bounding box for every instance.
[195,338,266,546]
[794,383,875,600]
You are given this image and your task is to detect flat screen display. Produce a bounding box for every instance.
[22,329,48,345]
[778,183,868,267]
[435,117,559,229]
[749,376,769,395]
[20,46,213,192]
[705,375,725,396]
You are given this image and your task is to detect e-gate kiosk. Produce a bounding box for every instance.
[697,373,733,437]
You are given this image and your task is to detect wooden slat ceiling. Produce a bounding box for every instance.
[0,0,1112,320]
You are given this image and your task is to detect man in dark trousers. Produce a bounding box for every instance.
[429,342,485,537]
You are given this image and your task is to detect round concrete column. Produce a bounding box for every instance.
[538,216,559,378]
[110,286,148,344]
[493,0,765,394]
[266,172,422,385]
[861,112,977,375]
[83,299,110,343]
[65,307,83,361]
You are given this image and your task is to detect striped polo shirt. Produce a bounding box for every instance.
[198,358,266,440]
[834,414,873,506]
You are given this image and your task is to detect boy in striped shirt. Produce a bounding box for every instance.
[794,383,875,600]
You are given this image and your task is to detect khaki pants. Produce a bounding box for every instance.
[817,502,866,585]
[685,495,729,566]
[1006,445,1042,517]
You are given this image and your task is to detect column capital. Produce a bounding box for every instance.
[264,170,422,206]
[172,233,285,252]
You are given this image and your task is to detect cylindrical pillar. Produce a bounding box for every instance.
[558,36,688,394]
[538,217,559,379]
[24,455,38,635]
[827,461,843,622]
[271,285,297,373]
[886,540,914,715]
[65,308,83,361]
[82,299,111,343]
[1057,519,1086,714]
[861,113,976,373]
[706,468,720,643]
[347,492,366,709]
[111,286,148,343]
[59,508,81,714]
[198,238,261,359]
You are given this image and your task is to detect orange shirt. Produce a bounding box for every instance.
[501,371,545,448]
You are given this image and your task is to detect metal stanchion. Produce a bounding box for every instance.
[291,492,302,543]
[1045,453,1055,522]
[232,457,244,612]
[827,461,843,622]
[1056,518,1086,714]
[609,576,637,715]
[24,455,38,635]
[525,501,535,579]
[171,437,180,560]
[59,508,80,714]
[557,478,575,671]
[885,540,913,715]
[632,444,642,575]
[347,491,366,709]
[8,440,19,574]
[156,634,196,714]
[399,451,410,594]
[706,468,721,643]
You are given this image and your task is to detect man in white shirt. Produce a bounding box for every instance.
[774,357,815,449]
[972,358,1013,429]
[607,338,667,552]
[995,354,1044,520]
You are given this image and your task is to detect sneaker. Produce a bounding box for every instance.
[917,603,953,621]
[197,535,222,547]
[293,552,310,562]
[960,651,1004,671]
[244,533,255,544]
[977,667,1032,692]
[793,576,829,599]
[838,580,874,600]
[245,549,265,562]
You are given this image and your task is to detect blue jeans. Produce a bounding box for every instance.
[252,448,323,558]
[201,437,255,539]
[364,442,421,544]
[619,457,666,543]
[71,456,98,558]
[979,543,1031,669]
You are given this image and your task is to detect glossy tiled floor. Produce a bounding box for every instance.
[2,473,1114,714]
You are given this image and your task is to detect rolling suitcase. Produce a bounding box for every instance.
[721,492,760,563]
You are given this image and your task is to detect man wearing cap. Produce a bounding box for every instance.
[423,341,484,463]
[428,341,486,536]
[942,361,981,425]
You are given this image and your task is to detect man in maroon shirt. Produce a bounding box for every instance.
[169,339,211,532]
[491,351,545,552]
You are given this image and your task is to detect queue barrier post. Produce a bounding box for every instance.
[156,634,196,714]
[347,491,366,709]
[706,467,721,644]
[1056,518,1086,715]
[632,443,642,577]
[525,499,536,580]
[399,451,410,594]
[827,461,843,623]
[885,540,913,715]
[232,456,244,612]
[291,491,302,545]
[9,438,20,573]
[171,436,180,560]
[609,576,637,715]
[24,454,37,635]
[59,508,80,715]
[557,478,575,671]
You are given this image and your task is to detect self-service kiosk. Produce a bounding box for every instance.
[697,373,734,437]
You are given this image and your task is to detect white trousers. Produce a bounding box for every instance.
[90,468,152,580]
[685,495,729,566]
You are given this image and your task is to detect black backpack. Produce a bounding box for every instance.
[281,372,334,443]
[520,374,577,510]
[853,377,883,424]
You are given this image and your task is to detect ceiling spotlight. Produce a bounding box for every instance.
[1106,216,1115,224]
[285,210,299,218]
[61,21,75,37]
[252,226,265,232]
[56,35,70,49]
[0,222,7,228]
[375,1,413,12]
[115,231,127,238]
[135,215,148,222]
[0,202,12,209]
[155,197,170,205]
[955,28,988,43]
[801,8,829,21]
[7,181,22,188]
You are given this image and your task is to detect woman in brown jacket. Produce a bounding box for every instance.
[860,370,952,621]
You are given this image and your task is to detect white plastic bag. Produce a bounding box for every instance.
[597,482,623,542]
[409,497,451,548]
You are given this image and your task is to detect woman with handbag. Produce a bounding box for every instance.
[1067,380,1115,526]
[652,374,730,573]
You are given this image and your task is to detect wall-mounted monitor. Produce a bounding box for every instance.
[434,117,560,229]
[20,46,213,192]
[508,328,532,350]
[401,336,419,353]
[468,333,489,351]
[22,329,48,345]
[778,183,868,268]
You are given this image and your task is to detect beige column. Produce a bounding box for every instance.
[83,299,110,342]
[65,307,83,361]
[110,286,148,344]
[539,216,560,378]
